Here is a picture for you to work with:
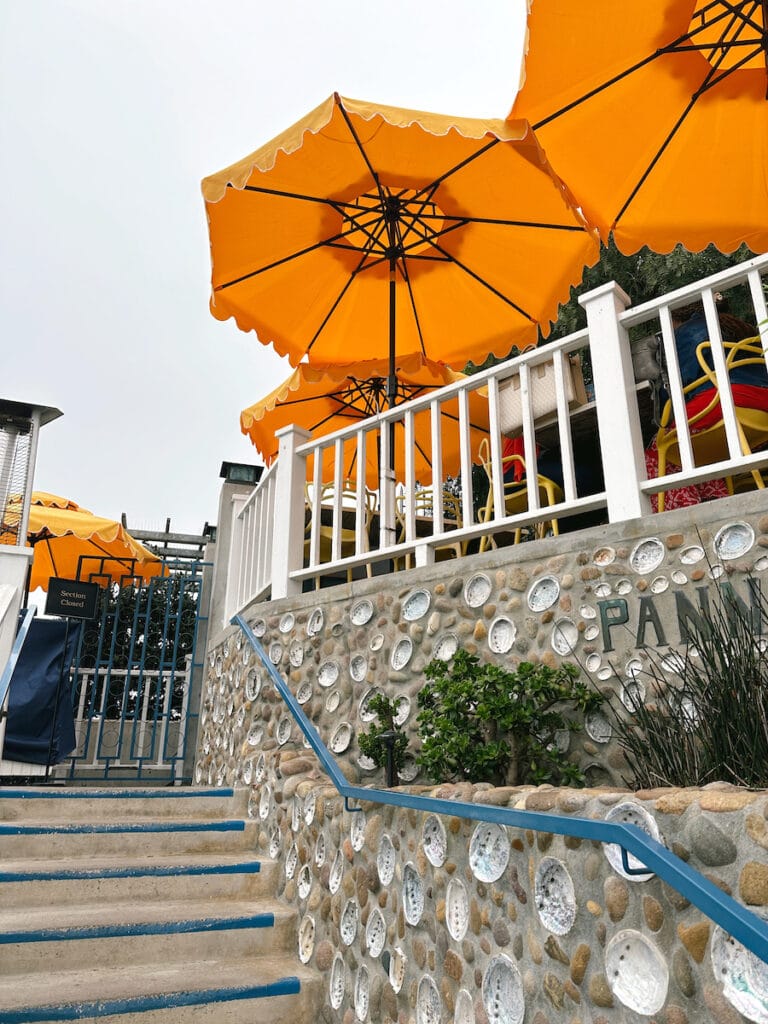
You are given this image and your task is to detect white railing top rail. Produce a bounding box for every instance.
[619,252,768,332]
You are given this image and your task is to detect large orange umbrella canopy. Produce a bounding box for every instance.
[203,93,599,370]
[510,0,768,255]
[0,493,165,592]
[241,355,490,487]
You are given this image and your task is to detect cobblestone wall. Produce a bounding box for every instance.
[196,492,768,1021]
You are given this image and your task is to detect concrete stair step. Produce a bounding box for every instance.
[0,817,258,859]
[0,897,297,975]
[0,955,321,1024]
[0,787,244,823]
[0,852,277,906]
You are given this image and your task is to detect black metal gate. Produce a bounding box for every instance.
[56,559,209,784]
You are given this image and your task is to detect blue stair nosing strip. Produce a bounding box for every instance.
[0,861,262,883]
[0,820,245,836]
[0,912,275,945]
[0,788,234,799]
[0,976,300,1024]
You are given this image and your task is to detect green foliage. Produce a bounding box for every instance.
[357,693,409,774]
[606,581,768,789]
[415,648,602,786]
[549,239,756,341]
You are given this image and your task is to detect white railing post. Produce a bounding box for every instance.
[224,492,248,622]
[271,425,311,600]
[580,281,651,522]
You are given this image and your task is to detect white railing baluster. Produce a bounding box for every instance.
[404,409,416,544]
[553,349,577,503]
[748,269,768,345]
[355,431,367,556]
[458,385,474,527]
[486,375,505,522]
[520,363,541,515]
[379,419,396,550]
[430,398,444,535]
[308,444,323,572]
[331,439,344,563]
[703,288,742,458]
[658,304,695,471]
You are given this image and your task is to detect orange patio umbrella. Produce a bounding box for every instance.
[203,93,599,403]
[240,355,490,487]
[0,493,165,592]
[509,0,768,256]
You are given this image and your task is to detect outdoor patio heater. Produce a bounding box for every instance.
[0,399,62,767]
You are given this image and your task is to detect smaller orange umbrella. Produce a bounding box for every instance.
[241,355,490,487]
[0,493,165,592]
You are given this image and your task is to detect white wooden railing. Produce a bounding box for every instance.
[225,255,768,610]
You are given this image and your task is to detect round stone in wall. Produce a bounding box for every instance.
[605,929,669,1015]
[482,954,524,1024]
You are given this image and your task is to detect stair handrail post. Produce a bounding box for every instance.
[579,280,651,522]
[271,425,311,601]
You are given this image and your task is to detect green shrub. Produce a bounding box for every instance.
[415,648,602,786]
[357,693,408,775]
[606,581,768,788]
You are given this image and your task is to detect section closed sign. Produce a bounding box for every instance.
[45,578,100,620]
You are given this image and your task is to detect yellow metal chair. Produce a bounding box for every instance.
[304,481,377,586]
[395,487,464,570]
[655,337,768,512]
[477,438,563,552]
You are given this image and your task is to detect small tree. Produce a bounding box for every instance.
[357,693,408,776]
[416,649,602,786]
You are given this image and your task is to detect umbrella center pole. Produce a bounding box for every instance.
[379,251,399,552]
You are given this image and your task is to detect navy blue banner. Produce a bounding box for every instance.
[4,617,80,766]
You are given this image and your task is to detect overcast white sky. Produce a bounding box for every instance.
[1,0,527,535]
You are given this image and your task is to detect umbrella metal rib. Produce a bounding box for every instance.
[530,0,767,230]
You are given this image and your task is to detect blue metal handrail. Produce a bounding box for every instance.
[235,613,768,964]
[0,605,36,712]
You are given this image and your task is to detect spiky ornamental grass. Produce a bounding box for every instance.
[607,580,768,789]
